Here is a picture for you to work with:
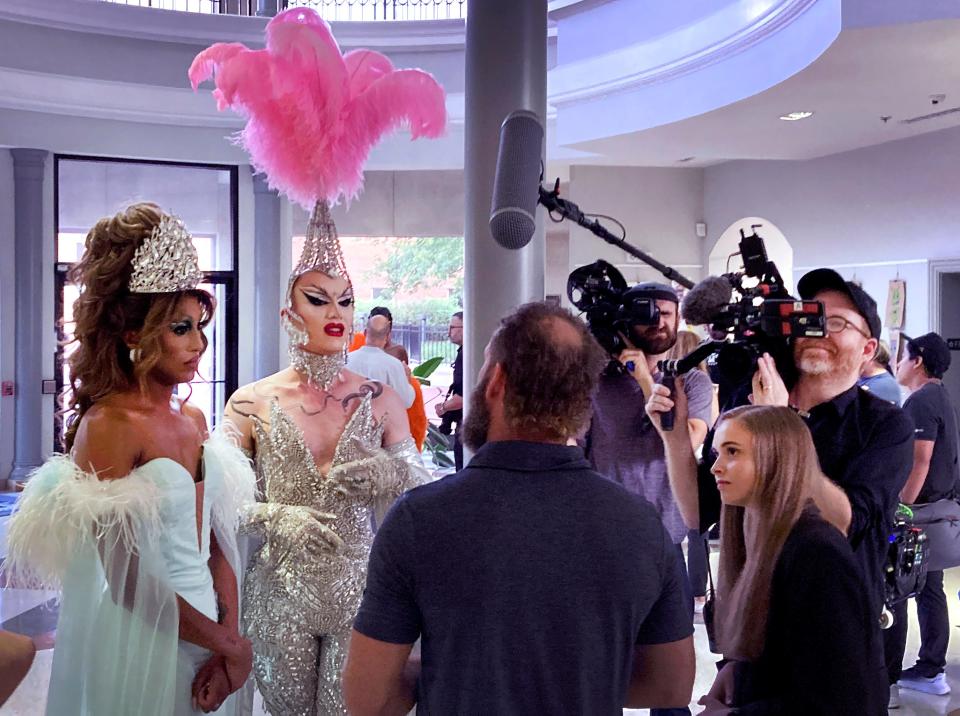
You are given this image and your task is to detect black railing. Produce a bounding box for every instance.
[101,0,467,20]
[355,320,457,364]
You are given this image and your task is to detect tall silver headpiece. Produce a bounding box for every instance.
[128,213,203,294]
[288,200,352,301]
[283,200,354,390]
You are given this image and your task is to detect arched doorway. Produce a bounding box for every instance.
[709,217,793,292]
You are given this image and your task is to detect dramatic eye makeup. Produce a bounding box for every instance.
[170,318,194,336]
[301,290,329,307]
[300,287,354,308]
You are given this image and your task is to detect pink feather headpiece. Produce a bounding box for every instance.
[189,7,447,209]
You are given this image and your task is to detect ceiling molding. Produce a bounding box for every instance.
[0,66,466,128]
[549,0,820,106]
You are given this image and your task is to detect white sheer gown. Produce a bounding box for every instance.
[6,430,255,716]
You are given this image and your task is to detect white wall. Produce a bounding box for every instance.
[704,124,960,338]
[0,150,14,481]
[566,165,706,286]
[290,170,466,237]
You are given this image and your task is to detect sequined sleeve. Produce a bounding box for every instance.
[384,437,431,496]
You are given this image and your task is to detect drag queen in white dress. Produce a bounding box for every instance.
[7,203,256,715]
[190,8,446,714]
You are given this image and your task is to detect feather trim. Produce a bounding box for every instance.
[205,424,258,536]
[5,457,163,590]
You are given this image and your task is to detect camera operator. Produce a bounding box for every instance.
[888,332,959,698]
[585,282,713,716]
[647,269,914,708]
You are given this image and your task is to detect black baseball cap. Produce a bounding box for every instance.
[797,268,881,339]
[628,282,678,303]
[903,332,951,378]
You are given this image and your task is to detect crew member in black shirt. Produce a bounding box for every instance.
[889,332,960,697]
[436,311,464,469]
[648,269,913,706]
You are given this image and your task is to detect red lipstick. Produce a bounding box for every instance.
[324,323,345,337]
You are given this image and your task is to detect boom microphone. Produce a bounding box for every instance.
[489,110,544,250]
[681,275,734,326]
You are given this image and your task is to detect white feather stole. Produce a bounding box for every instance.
[5,426,256,592]
[6,456,164,591]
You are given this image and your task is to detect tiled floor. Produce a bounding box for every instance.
[5,525,960,715]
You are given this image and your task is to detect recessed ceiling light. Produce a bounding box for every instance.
[779,111,814,121]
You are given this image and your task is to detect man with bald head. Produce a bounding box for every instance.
[345,302,695,715]
[347,312,415,408]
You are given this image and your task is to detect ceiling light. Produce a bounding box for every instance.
[779,111,814,121]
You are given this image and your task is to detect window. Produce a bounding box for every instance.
[54,156,239,450]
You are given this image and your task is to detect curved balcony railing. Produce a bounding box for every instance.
[100,0,467,21]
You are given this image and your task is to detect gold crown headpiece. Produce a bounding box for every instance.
[128,213,203,294]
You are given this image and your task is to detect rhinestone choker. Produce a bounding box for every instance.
[288,343,345,392]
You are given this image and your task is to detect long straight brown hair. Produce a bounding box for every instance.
[715,405,825,660]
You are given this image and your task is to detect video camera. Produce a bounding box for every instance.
[659,226,826,388]
[566,260,662,355]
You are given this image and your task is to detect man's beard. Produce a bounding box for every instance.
[461,374,492,452]
[629,324,676,355]
[794,339,860,379]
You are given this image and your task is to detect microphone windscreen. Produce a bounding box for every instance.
[681,275,733,325]
[489,110,544,250]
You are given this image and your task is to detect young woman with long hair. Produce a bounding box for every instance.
[7,202,255,715]
[698,405,886,715]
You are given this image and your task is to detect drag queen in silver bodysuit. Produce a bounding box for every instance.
[191,10,445,711]
[222,202,429,715]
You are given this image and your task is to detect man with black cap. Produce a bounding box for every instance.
[889,331,960,697]
[585,282,714,716]
[647,268,913,711]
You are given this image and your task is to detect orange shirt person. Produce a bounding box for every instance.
[385,344,428,451]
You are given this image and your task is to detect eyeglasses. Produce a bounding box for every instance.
[824,315,871,338]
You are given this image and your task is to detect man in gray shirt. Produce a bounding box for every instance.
[348,314,415,408]
[584,282,713,716]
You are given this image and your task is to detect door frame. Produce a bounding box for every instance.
[928,258,960,334]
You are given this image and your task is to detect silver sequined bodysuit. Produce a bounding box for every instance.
[240,392,427,716]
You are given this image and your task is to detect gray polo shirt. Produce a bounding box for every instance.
[586,367,714,543]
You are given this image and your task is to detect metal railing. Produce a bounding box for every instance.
[100,0,467,20]
[392,320,458,364]
[354,320,458,364]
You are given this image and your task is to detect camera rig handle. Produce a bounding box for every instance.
[539,180,695,290]
[658,341,728,378]
[656,340,727,432]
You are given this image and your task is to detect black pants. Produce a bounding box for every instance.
[686,529,709,598]
[453,432,463,471]
[884,569,949,683]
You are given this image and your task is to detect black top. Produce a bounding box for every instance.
[731,510,887,715]
[354,441,693,716]
[698,385,914,611]
[902,381,960,503]
[446,346,463,425]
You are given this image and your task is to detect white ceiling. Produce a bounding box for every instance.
[569,19,960,167]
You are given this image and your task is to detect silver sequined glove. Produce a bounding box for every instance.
[240,502,344,556]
